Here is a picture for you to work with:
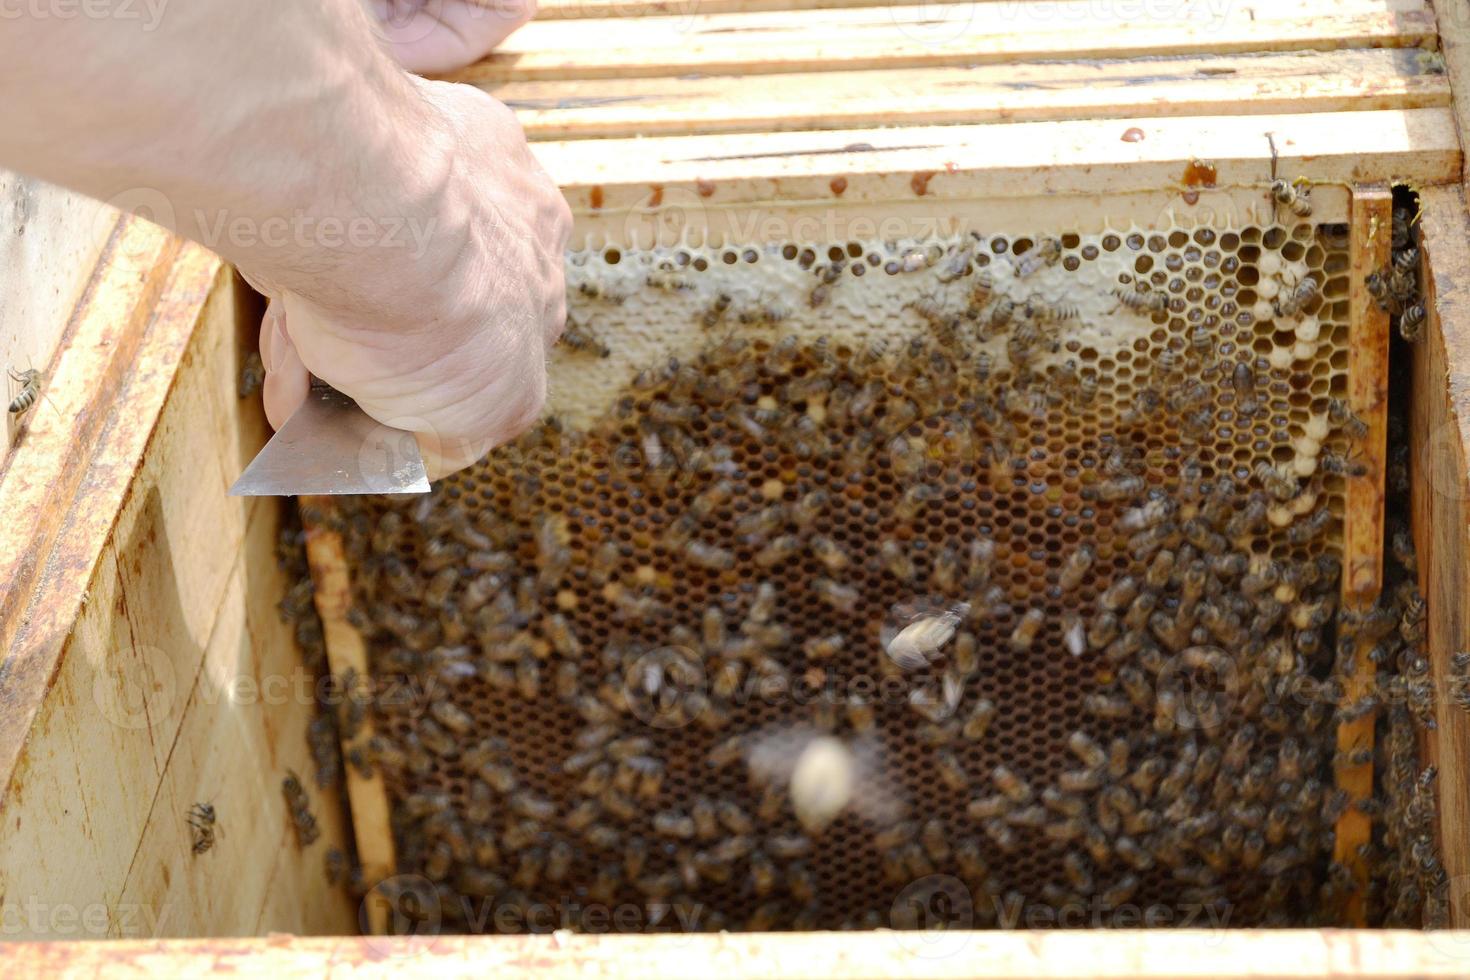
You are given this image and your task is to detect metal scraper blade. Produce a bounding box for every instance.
[229,384,430,496]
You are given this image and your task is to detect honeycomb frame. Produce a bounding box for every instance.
[307,185,1392,933]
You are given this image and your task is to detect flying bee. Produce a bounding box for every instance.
[1270,177,1312,217]
[885,606,966,670]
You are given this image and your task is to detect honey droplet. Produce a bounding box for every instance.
[1121,127,1146,143]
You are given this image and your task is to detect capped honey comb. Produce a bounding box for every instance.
[321,196,1426,932]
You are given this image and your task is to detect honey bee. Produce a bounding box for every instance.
[886,607,965,670]
[809,535,851,573]
[1058,543,1095,592]
[428,698,474,736]
[577,276,630,304]
[791,633,842,663]
[1009,608,1045,651]
[685,540,736,571]
[1114,286,1168,315]
[813,577,860,613]
[961,697,997,741]
[1273,275,1319,318]
[1270,177,1312,217]
[754,534,801,568]
[1013,237,1062,278]
[6,366,42,417]
[1254,461,1298,502]
[1399,301,1426,342]
[878,539,917,582]
[561,320,611,358]
[1320,450,1369,478]
[282,771,320,847]
[188,802,219,856]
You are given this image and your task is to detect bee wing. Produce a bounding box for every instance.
[848,738,907,826]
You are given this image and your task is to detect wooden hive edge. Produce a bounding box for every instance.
[10,928,1470,977]
[1412,185,1470,929]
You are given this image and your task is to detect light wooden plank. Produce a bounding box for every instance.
[301,504,398,936]
[12,930,1470,978]
[1332,186,1393,926]
[530,0,1071,20]
[464,3,1436,82]
[1432,0,1470,185]
[529,0,1428,18]
[537,109,1460,245]
[0,258,355,938]
[482,48,1450,140]
[0,219,177,665]
[0,173,116,457]
[1413,184,1470,929]
[112,499,356,938]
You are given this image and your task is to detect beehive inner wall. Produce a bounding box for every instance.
[334,189,1373,931]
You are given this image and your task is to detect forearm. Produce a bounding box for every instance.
[0,0,459,307]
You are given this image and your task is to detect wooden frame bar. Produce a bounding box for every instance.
[1332,186,1394,925]
[301,500,399,936]
[11,930,1470,978]
[470,0,1435,82]
[479,49,1450,142]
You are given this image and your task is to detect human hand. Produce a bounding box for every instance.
[366,0,536,74]
[255,78,570,480]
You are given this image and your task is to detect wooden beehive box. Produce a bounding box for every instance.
[5,0,1470,972]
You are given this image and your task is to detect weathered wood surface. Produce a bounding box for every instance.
[478,49,1450,141]
[469,0,1436,82]
[1412,185,1470,929]
[0,230,356,938]
[10,929,1470,978]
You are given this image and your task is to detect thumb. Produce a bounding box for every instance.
[260,298,310,431]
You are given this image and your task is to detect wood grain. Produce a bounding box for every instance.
[1332,186,1393,925]
[0,246,356,937]
[536,109,1460,245]
[482,49,1450,141]
[1413,185,1470,929]
[0,173,115,457]
[302,501,399,936]
[465,2,1436,82]
[9,929,1470,978]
